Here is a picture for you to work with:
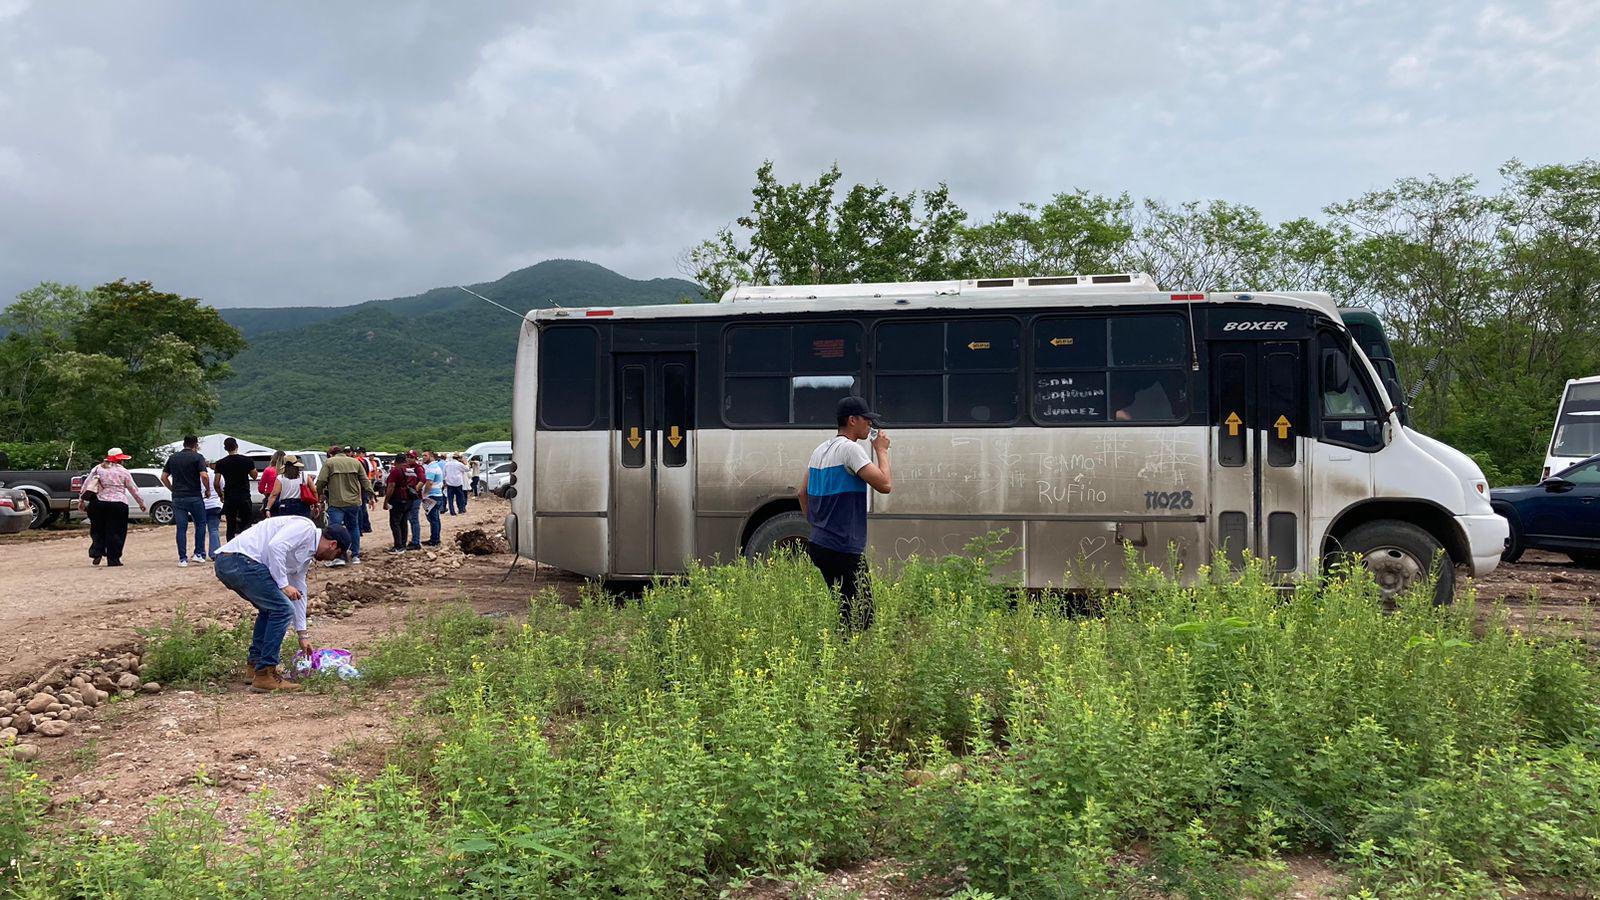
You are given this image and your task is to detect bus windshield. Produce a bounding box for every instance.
[1552,382,1600,458]
[1338,308,1409,427]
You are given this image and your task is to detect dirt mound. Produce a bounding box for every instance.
[455,529,506,556]
[315,580,394,618]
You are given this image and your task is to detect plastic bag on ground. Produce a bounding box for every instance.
[292,647,361,680]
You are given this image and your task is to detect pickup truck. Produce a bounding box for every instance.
[0,469,84,529]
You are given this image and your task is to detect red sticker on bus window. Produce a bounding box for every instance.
[812,339,845,359]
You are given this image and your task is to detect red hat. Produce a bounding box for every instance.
[104,447,132,462]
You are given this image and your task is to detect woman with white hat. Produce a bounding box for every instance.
[87,448,145,566]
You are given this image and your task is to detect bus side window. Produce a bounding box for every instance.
[723,323,863,426]
[539,326,600,428]
[1031,314,1188,424]
[1318,335,1382,450]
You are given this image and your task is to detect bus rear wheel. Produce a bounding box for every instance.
[744,511,810,562]
[1338,520,1455,605]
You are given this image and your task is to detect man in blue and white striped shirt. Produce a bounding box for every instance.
[798,396,893,630]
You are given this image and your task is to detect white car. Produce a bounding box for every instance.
[126,469,176,524]
[127,467,268,525]
[482,461,514,494]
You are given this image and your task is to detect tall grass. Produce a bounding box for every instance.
[4,548,1598,898]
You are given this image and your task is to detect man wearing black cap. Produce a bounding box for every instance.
[798,396,893,629]
[213,515,350,693]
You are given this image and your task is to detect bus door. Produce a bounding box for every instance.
[611,353,696,575]
[1210,340,1307,573]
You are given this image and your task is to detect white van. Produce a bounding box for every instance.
[1543,376,1600,480]
[465,440,512,468]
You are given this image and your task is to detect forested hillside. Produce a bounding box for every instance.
[212,260,699,447]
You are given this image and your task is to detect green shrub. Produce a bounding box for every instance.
[137,608,250,686]
[5,549,1600,898]
[0,441,74,471]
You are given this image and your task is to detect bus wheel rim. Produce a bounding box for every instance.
[1362,545,1424,595]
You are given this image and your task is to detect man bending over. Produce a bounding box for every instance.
[213,516,349,693]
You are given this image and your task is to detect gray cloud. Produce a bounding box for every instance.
[1,0,1596,308]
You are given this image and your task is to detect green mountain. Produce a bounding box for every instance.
[212,259,700,447]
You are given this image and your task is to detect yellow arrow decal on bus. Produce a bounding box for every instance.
[967,341,990,350]
[1225,412,1242,436]
[627,427,641,449]
[1049,337,1074,347]
[667,426,682,448]
[1274,415,1291,439]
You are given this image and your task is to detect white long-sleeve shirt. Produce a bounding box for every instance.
[217,516,318,631]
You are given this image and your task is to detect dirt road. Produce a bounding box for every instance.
[0,496,585,832]
[0,502,488,685]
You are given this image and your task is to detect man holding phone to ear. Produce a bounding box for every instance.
[797,396,893,630]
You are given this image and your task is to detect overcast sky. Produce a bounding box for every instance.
[1,0,1596,309]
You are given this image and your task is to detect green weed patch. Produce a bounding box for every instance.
[4,551,1598,897]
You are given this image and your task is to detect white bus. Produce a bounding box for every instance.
[505,274,1507,601]
[1543,376,1600,480]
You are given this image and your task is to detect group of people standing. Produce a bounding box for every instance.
[81,438,491,570]
[380,450,474,552]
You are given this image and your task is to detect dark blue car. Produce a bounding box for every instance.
[1491,454,1600,567]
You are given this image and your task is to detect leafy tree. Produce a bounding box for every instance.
[0,283,91,436]
[0,279,245,461]
[958,190,1134,277]
[683,161,967,299]
[75,279,245,379]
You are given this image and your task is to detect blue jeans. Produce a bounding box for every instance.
[214,553,292,668]
[450,485,469,514]
[425,494,443,544]
[326,505,362,559]
[172,496,207,560]
[205,508,222,557]
[404,498,422,548]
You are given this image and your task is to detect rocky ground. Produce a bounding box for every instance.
[0,495,582,834]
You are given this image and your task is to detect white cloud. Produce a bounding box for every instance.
[0,0,1596,308]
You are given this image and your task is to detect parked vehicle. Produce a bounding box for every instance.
[0,468,84,528]
[287,450,327,477]
[1492,454,1600,567]
[0,482,33,534]
[465,440,512,469]
[482,461,514,494]
[509,273,1505,603]
[1542,376,1600,480]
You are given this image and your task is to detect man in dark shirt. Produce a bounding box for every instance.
[212,437,257,542]
[382,450,427,552]
[160,434,212,567]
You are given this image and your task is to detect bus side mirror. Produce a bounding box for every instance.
[1322,351,1351,394]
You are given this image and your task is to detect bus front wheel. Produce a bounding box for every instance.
[744,511,810,562]
[1338,520,1455,605]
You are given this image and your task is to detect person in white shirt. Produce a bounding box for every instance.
[201,465,225,561]
[213,517,350,693]
[443,453,469,515]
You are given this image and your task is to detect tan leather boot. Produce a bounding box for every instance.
[248,665,301,694]
[243,659,258,684]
